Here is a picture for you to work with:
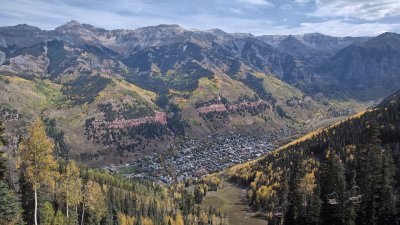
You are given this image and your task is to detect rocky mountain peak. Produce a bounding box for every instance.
[0,24,44,48]
[0,24,42,33]
[205,28,227,36]
[281,35,302,45]
[137,24,185,33]
[278,35,313,55]
[363,32,400,49]
[55,20,85,32]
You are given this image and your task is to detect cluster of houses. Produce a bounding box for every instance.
[118,132,291,184]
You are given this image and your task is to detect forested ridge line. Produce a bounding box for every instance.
[227,91,400,225]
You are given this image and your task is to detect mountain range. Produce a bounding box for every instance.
[1,21,400,164]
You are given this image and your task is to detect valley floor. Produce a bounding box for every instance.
[200,180,267,225]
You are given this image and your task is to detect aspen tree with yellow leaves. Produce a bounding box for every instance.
[85,180,106,224]
[175,212,184,225]
[61,160,82,221]
[19,119,59,225]
[2,118,227,225]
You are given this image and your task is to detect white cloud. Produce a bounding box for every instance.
[0,0,399,37]
[313,0,400,20]
[0,0,277,34]
[294,0,315,4]
[178,12,275,34]
[267,20,400,36]
[236,0,274,6]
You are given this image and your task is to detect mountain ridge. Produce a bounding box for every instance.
[316,32,400,99]
[0,21,398,165]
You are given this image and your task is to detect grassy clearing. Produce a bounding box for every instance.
[190,77,219,103]
[1,76,48,115]
[96,78,157,106]
[200,180,267,225]
[34,79,68,107]
[118,165,138,175]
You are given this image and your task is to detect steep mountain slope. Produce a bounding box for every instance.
[258,33,369,65]
[5,21,398,163]
[0,21,378,165]
[0,74,165,164]
[0,22,325,89]
[277,35,316,58]
[227,91,400,224]
[317,32,400,99]
[294,33,368,52]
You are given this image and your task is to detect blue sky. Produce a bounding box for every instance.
[0,0,399,36]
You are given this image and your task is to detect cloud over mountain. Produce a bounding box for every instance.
[0,0,399,36]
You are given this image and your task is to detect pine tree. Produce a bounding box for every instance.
[124,192,135,217]
[19,119,59,225]
[358,124,383,225]
[0,150,7,182]
[0,120,8,180]
[0,181,22,225]
[19,167,35,225]
[377,145,397,224]
[0,120,22,225]
[104,186,117,225]
[304,179,321,225]
[343,171,356,225]
[284,158,304,224]
[0,120,7,146]
[320,149,346,225]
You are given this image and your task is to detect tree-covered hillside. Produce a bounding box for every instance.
[0,119,228,225]
[227,91,400,225]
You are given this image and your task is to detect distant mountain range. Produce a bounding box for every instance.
[317,32,400,99]
[258,33,369,64]
[0,21,399,164]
